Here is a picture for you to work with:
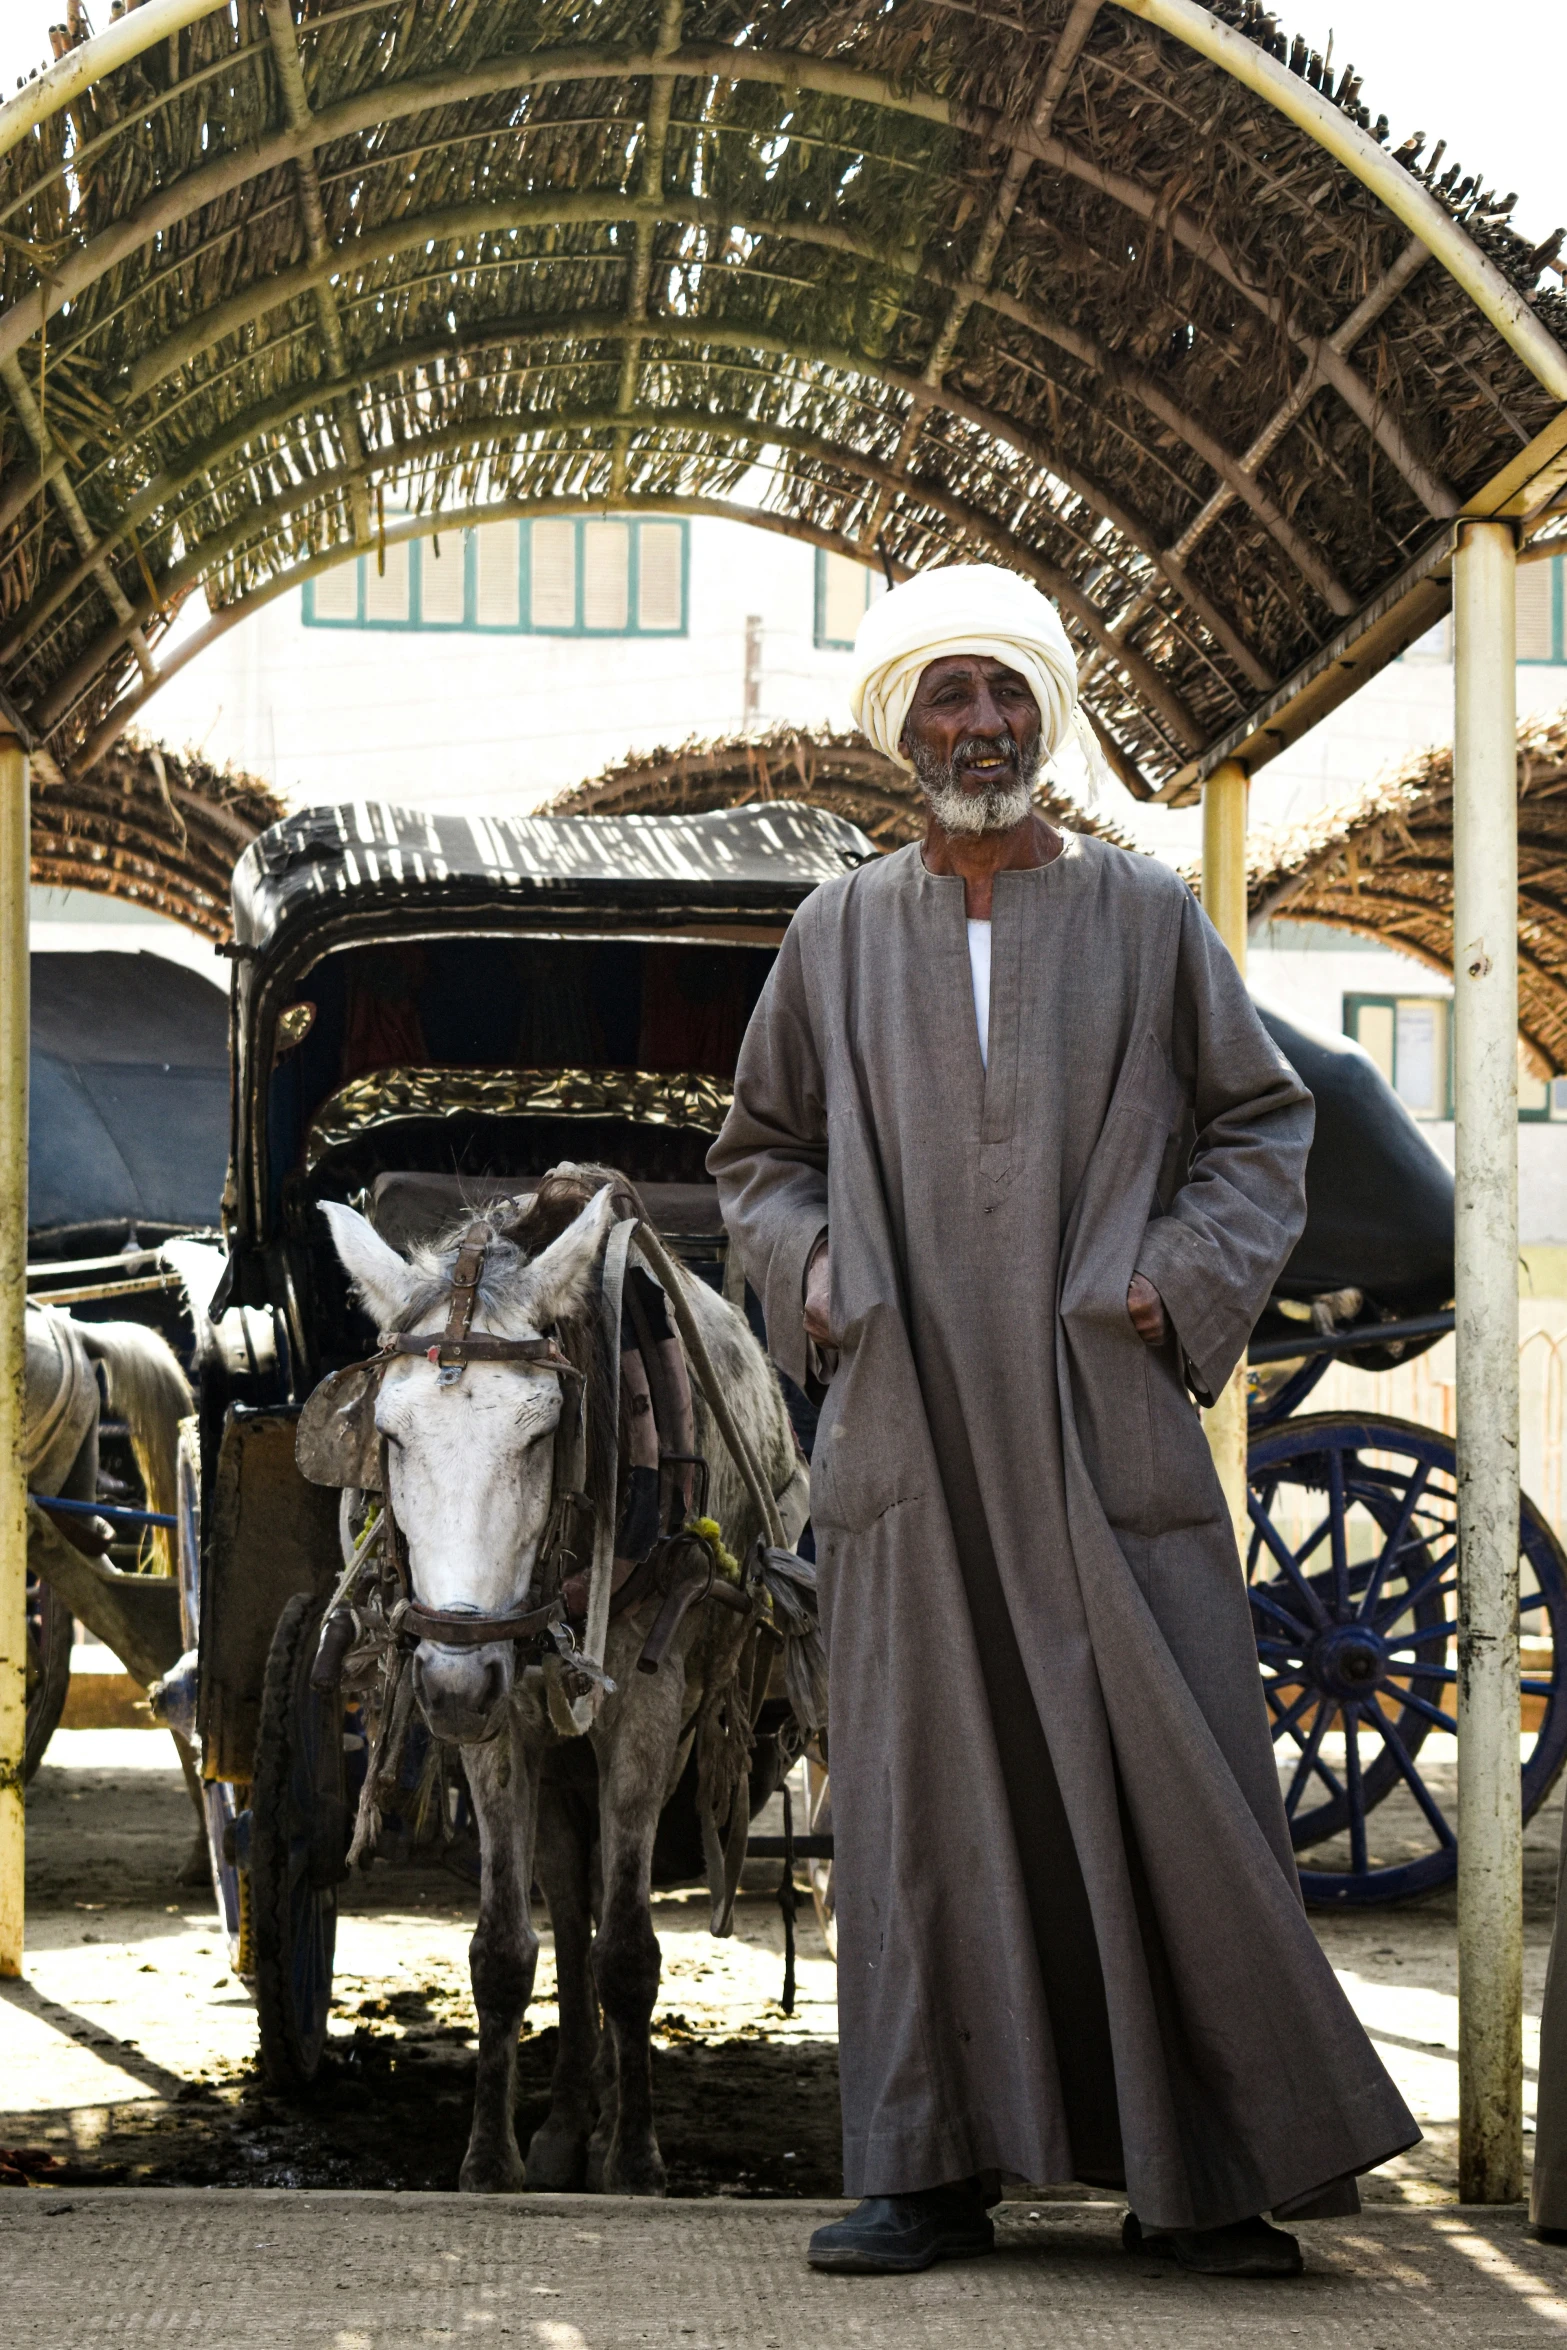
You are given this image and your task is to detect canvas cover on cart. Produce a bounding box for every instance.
[29,951,229,1244]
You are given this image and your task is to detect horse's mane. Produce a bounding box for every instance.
[496,1163,646,1254]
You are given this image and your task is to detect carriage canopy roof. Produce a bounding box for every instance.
[231,796,874,956]
[0,0,1564,802]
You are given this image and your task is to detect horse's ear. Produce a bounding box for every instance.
[319,1201,420,1333]
[520,1184,618,1328]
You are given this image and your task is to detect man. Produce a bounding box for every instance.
[709,565,1417,2280]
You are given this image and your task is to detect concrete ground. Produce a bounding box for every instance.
[6,1726,1567,2341]
[5,2190,1567,2349]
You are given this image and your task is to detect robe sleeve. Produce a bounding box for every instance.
[707,908,828,1390]
[1133,889,1314,1404]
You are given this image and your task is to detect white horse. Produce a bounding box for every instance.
[318,1170,812,2194]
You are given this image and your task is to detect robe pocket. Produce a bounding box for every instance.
[1059,1029,1184,1335]
[1074,1332,1220,1538]
[1142,1341,1227,1535]
[808,1339,917,1534]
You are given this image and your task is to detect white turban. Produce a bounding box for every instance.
[848,562,1100,784]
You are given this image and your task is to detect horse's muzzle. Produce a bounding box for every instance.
[411,1640,515,1743]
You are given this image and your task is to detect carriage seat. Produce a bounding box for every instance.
[368,1170,728,1254]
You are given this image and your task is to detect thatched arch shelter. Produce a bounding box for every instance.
[1235,705,1567,1078]
[27,733,282,937]
[549,722,1137,849]
[0,0,1562,797]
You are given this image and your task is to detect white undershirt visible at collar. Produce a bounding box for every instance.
[967,917,992,1072]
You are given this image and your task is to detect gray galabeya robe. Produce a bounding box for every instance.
[710,831,1418,2229]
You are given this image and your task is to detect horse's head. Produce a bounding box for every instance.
[320,1187,615,1743]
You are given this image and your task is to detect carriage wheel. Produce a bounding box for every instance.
[174,1423,255,1974]
[23,1570,73,1781]
[252,1592,349,2091]
[1246,1413,1567,1904]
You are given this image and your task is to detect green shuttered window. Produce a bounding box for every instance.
[304,519,688,636]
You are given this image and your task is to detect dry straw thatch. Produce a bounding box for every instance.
[0,1,1562,791]
[550,720,1136,850]
[1235,705,1567,1077]
[28,731,282,937]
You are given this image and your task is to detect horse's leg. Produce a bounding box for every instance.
[591,1675,683,2196]
[459,1715,539,2193]
[526,1782,599,2189]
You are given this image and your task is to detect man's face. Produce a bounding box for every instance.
[899,654,1043,835]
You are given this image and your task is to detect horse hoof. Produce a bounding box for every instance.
[601,2144,667,2198]
[524,2124,588,2192]
[459,2150,527,2195]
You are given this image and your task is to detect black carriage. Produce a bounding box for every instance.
[177,798,858,2081]
[1245,1007,1567,1906]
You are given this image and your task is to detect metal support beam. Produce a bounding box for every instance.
[1453,515,1523,2205]
[1201,756,1250,1555]
[0,731,29,1977]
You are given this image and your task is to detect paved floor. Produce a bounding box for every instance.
[9,1729,1566,2200]
[9,1728,1567,2347]
[4,2190,1567,2349]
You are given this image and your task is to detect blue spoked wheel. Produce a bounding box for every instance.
[1246,1414,1567,1905]
[252,1592,349,2090]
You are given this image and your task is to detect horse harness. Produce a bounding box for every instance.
[301,1215,762,1698]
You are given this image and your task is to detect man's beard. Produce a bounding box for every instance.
[907,732,1040,835]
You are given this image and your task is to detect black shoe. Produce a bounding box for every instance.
[1535,2225,1567,2244]
[1123,2210,1303,2277]
[808,2182,996,2274]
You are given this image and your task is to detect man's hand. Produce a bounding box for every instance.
[1127,1273,1167,1349]
[804,1240,833,1346]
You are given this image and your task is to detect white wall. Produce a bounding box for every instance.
[29,885,222,983]
[145,517,872,815]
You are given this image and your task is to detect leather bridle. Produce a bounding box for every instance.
[363,1218,590,1656]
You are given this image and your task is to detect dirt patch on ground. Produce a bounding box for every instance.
[8,1727,1566,2207]
[4,1732,843,2197]
[11,2023,844,2197]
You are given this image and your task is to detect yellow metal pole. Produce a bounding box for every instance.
[1452,516,1523,2204]
[0,730,28,1977]
[1202,757,1251,1556]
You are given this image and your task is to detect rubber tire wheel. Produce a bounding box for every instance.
[252,1592,348,2093]
[24,1574,73,1782]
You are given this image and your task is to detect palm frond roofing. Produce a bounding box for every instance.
[0,0,1563,795]
[28,731,283,940]
[1232,704,1567,1078]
